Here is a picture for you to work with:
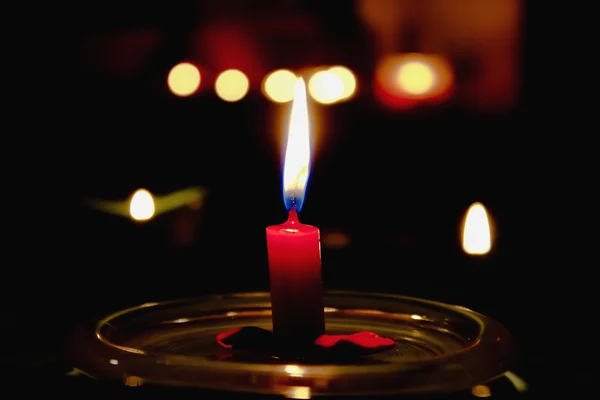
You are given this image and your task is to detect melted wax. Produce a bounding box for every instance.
[216,327,395,358]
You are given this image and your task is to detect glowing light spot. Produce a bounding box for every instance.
[308,70,345,104]
[397,61,435,95]
[284,365,305,377]
[167,62,201,97]
[462,202,492,255]
[282,78,311,212]
[283,386,311,399]
[215,69,249,102]
[129,189,155,221]
[328,66,357,100]
[263,69,297,103]
[471,385,492,397]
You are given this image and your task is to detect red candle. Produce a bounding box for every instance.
[266,77,325,345]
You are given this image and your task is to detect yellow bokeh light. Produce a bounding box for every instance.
[262,69,297,103]
[308,70,345,105]
[396,61,435,95]
[215,69,249,102]
[167,62,201,97]
[328,66,357,100]
[129,189,155,221]
[375,53,454,104]
[462,202,492,255]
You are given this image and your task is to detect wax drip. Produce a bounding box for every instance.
[216,327,395,360]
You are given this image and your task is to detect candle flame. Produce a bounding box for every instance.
[282,78,311,212]
[129,189,155,221]
[461,202,492,255]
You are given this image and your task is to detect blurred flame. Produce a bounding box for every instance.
[282,78,310,212]
[263,69,297,103]
[167,62,201,97]
[86,187,204,219]
[462,202,491,255]
[129,189,155,221]
[308,66,357,105]
[215,69,249,102]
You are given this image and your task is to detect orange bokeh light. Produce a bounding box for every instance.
[374,53,454,109]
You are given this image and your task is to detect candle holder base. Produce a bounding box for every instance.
[68,291,514,396]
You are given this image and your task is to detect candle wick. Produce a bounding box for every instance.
[288,206,299,224]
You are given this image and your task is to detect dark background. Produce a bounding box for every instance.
[5,0,590,397]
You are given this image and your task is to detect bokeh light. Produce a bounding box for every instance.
[374,53,454,108]
[262,69,297,103]
[308,66,357,105]
[215,69,250,102]
[308,70,344,105]
[396,61,435,95]
[167,62,201,97]
[328,66,357,100]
